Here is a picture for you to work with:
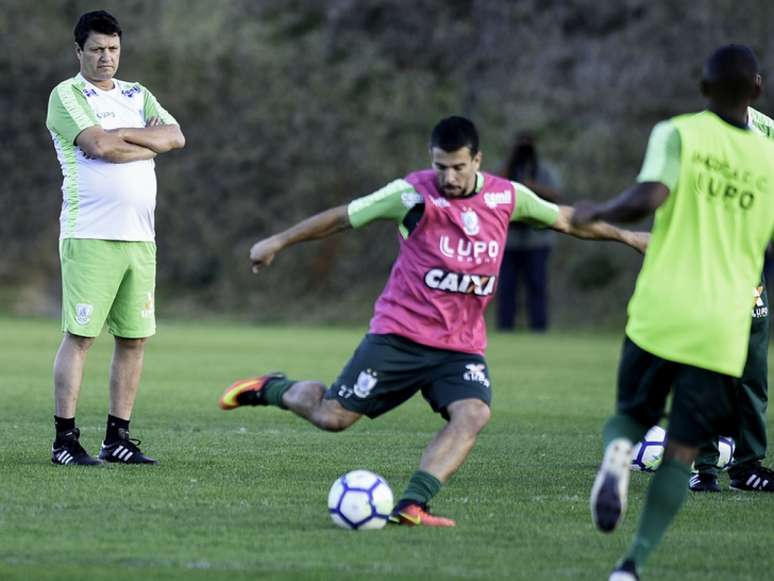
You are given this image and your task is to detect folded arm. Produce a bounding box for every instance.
[250,205,352,273]
[115,117,186,153]
[76,126,157,163]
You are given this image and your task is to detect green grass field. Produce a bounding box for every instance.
[1,316,772,580]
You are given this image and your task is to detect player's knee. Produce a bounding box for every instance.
[317,415,354,432]
[448,399,491,434]
[66,333,95,351]
[314,399,360,432]
[115,336,148,350]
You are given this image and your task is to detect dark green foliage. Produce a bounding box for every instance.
[1,1,772,324]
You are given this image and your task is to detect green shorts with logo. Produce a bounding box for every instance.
[616,336,739,447]
[59,238,156,338]
[325,333,493,419]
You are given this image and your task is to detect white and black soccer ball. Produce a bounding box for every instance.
[631,425,667,472]
[328,469,394,530]
[632,426,736,472]
[717,436,736,470]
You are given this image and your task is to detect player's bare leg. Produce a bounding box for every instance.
[392,398,490,527]
[99,336,157,464]
[281,381,361,431]
[53,332,94,418]
[419,399,491,482]
[109,336,147,419]
[51,333,101,465]
[220,375,361,431]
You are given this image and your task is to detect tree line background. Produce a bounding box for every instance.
[1,0,772,328]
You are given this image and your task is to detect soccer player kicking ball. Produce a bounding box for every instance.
[574,45,774,580]
[221,116,647,527]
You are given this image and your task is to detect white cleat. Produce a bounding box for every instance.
[591,438,634,533]
[609,559,640,580]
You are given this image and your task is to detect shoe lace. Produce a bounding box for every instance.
[119,437,144,452]
[57,429,87,454]
[113,428,143,451]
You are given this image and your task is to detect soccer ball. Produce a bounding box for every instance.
[717,436,735,470]
[631,425,667,472]
[631,426,736,472]
[327,469,394,530]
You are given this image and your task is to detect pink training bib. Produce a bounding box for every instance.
[369,170,517,354]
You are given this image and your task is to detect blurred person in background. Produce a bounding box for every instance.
[496,132,563,332]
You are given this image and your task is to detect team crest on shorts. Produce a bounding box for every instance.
[753,285,768,319]
[463,363,490,388]
[75,303,93,326]
[142,292,155,319]
[354,369,378,398]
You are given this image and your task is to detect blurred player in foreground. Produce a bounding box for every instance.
[573,45,774,580]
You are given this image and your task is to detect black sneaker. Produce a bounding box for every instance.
[729,464,774,492]
[99,428,157,464]
[609,559,640,581]
[689,472,720,492]
[51,428,102,466]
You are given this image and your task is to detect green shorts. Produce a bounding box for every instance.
[325,333,492,419]
[59,238,156,338]
[616,336,739,447]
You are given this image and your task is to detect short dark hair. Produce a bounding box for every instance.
[430,116,480,155]
[702,44,759,104]
[74,11,122,49]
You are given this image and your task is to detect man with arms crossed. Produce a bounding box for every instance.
[220,116,646,526]
[47,11,185,465]
[573,45,774,580]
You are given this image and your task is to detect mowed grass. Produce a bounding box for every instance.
[0,316,772,581]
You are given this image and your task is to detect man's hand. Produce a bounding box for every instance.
[571,200,600,226]
[573,183,669,226]
[249,236,284,273]
[112,120,185,153]
[247,205,352,274]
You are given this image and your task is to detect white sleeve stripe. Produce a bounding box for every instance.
[55,82,94,131]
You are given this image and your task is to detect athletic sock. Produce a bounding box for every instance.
[263,377,296,409]
[54,416,76,443]
[54,415,76,433]
[398,470,442,506]
[603,413,649,448]
[105,414,130,444]
[625,457,692,570]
